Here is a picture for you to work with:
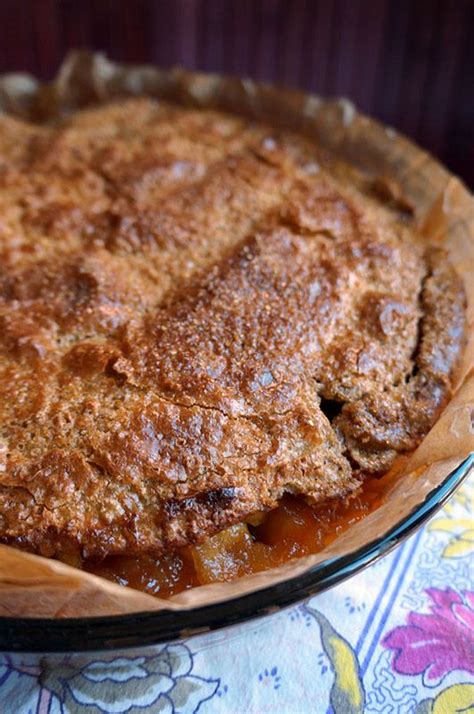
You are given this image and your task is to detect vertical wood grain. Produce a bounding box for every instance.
[0,0,472,185]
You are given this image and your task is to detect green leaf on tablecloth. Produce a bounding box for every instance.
[37,646,219,713]
[145,643,193,678]
[171,675,219,710]
[66,668,174,709]
[414,698,434,714]
[169,676,201,707]
[39,662,68,702]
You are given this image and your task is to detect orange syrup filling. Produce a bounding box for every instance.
[86,463,404,598]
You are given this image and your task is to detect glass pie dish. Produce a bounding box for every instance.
[0,53,472,662]
[0,454,471,658]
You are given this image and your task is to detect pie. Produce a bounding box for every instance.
[0,98,466,590]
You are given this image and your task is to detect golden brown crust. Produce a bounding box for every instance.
[0,98,466,560]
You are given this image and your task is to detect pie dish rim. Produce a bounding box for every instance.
[0,454,471,653]
[0,53,472,640]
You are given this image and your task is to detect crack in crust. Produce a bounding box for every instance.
[0,98,466,560]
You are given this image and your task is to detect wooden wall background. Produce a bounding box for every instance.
[0,0,472,186]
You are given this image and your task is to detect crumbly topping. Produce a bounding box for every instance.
[0,98,466,559]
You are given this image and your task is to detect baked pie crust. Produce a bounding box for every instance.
[0,53,471,615]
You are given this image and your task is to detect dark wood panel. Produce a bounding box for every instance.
[0,0,472,185]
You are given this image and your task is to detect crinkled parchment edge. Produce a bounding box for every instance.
[0,51,472,617]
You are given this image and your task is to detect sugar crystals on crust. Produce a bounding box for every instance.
[0,99,466,560]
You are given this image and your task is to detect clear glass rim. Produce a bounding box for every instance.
[1,454,472,654]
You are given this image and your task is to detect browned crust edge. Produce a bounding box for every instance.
[0,51,472,617]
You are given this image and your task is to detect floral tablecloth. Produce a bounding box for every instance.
[1,470,473,714]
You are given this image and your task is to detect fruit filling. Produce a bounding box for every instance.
[86,468,396,598]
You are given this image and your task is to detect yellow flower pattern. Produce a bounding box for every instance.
[429,480,474,559]
[416,683,474,713]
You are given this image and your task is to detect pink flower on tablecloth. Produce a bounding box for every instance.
[383,588,474,684]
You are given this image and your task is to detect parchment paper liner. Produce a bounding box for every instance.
[0,52,472,618]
